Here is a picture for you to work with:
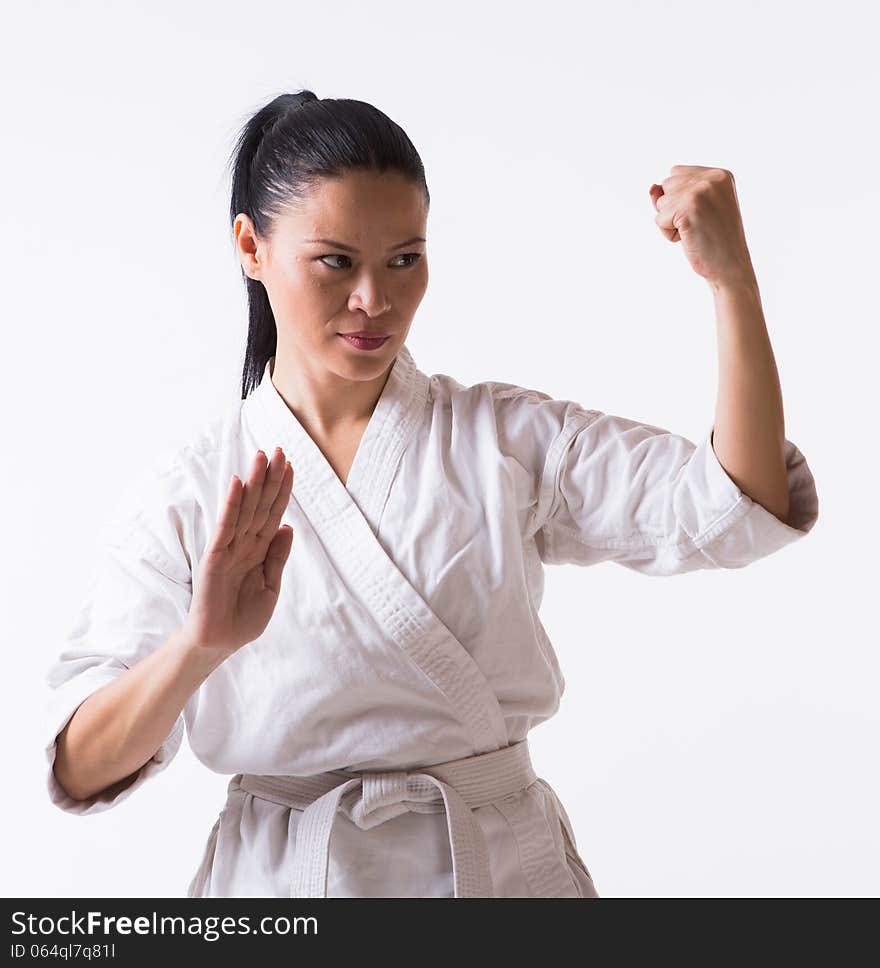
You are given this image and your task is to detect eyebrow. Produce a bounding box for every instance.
[304,236,427,253]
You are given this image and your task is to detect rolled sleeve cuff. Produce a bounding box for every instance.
[686,423,819,568]
[45,668,185,817]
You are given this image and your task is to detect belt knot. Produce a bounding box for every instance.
[340,770,446,830]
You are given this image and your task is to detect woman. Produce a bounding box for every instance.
[44,90,819,898]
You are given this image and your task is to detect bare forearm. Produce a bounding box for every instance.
[52,627,226,802]
[711,275,790,523]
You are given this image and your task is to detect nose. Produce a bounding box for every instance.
[348,273,391,316]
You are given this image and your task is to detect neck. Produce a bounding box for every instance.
[269,351,394,437]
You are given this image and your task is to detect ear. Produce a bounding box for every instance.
[234,213,262,280]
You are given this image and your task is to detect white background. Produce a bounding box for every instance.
[4,0,877,898]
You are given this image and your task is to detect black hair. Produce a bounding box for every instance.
[226,89,431,399]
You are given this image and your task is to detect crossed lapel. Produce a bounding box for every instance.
[242,345,509,755]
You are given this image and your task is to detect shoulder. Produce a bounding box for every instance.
[427,371,602,443]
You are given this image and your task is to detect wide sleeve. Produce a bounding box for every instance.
[43,455,195,815]
[531,405,819,576]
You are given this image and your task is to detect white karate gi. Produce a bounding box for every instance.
[43,344,819,898]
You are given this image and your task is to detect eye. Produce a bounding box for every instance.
[316,253,423,270]
[391,253,423,268]
[318,254,351,269]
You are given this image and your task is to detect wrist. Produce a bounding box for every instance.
[709,266,760,299]
[169,625,232,678]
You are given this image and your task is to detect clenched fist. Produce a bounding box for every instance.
[649,165,757,289]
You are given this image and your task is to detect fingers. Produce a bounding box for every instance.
[256,460,294,542]
[649,184,677,240]
[213,473,243,549]
[214,448,294,553]
[237,449,271,535]
[651,186,680,242]
[249,447,290,537]
[263,525,294,595]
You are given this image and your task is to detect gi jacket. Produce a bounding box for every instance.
[43,344,819,897]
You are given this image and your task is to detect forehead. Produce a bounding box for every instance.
[278,170,426,237]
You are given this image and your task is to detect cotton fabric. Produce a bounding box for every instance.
[43,343,819,897]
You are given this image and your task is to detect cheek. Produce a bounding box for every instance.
[280,266,335,304]
[401,265,429,302]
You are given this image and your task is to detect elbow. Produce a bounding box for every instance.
[53,758,141,804]
[52,759,93,803]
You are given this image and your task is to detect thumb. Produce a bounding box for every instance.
[263,525,294,595]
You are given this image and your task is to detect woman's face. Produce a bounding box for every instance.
[235,169,429,384]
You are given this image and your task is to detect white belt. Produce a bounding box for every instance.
[237,739,537,898]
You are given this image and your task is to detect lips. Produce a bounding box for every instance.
[339,331,391,338]
[338,332,392,351]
